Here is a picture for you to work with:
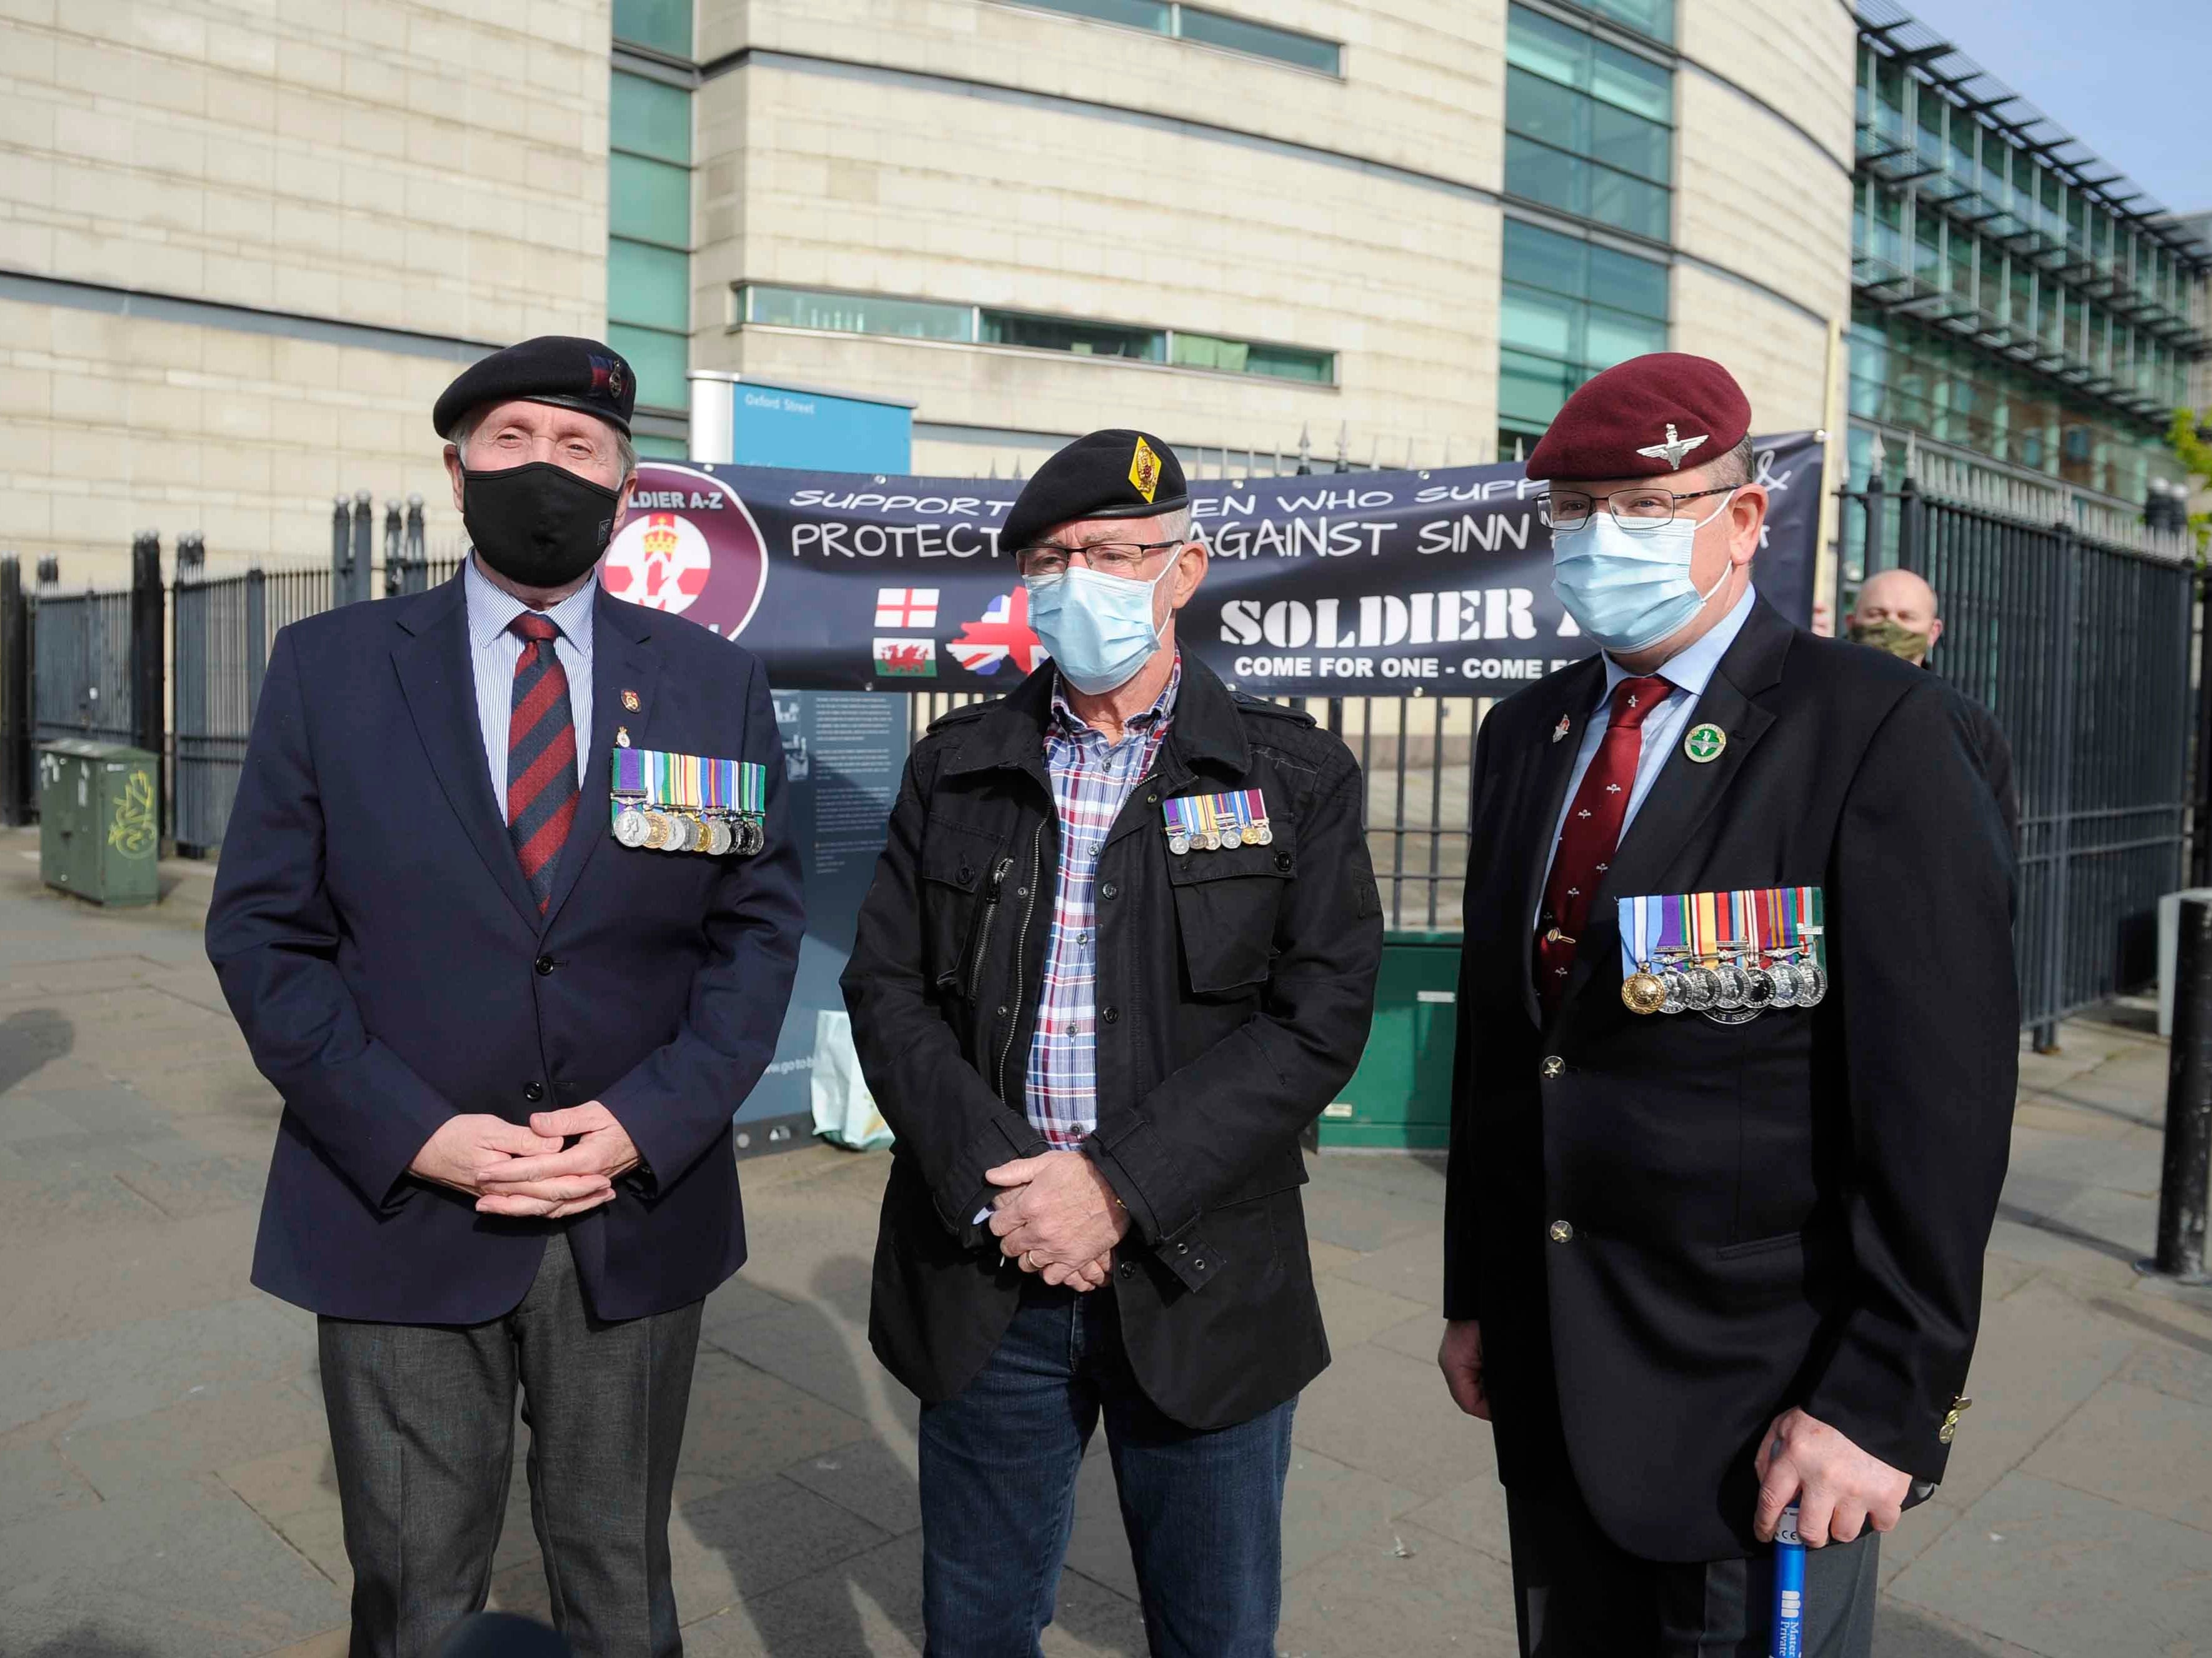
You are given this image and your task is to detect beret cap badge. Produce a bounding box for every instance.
[1129,436,1162,504]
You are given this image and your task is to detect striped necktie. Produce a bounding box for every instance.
[507,613,578,912]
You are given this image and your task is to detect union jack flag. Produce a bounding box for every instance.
[873,587,939,628]
[949,589,1049,676]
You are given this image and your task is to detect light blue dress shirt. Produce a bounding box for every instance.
[1542,585,1757,892]
[462,556,597,822]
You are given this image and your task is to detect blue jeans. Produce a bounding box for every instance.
[917,1282,1297,1658]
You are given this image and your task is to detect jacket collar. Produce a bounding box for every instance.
[942,651,1252,781]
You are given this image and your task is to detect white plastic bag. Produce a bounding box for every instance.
[810,1008,892,1151]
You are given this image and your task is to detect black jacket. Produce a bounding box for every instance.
[1444,598,2017,1563]
[842,656,1383,1429]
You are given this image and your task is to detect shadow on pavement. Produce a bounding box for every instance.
[0,1005,73,1095]
[20,1629,168,1658]
[1875,1605,2019,1655]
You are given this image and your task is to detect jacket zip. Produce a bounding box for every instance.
[967,857,1015,1002]
[993,819,1048,1103]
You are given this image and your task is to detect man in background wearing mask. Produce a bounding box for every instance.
[1851,567,2018,847]
[1437,354,2017,1657]
[207,337,803,1655]
[843,429,1382,1655]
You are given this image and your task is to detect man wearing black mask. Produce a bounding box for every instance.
[208,337,803,1655]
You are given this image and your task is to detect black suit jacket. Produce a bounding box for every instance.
[206,577,804,1324]
[1444,598,2016,1563]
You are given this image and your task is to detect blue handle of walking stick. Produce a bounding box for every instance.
[1770,1503,1805,1658]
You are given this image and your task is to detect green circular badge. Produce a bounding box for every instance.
[1684,723,1727,764]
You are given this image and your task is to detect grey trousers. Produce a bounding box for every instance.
[1506,1475,1879,1657]
[318,1230,704,1658]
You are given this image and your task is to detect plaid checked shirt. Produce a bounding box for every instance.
[1022,657,1181,1148]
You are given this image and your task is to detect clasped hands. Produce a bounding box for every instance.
[408,1103,640,1219]
[985,1150,1131,1291]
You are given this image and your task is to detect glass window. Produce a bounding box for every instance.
[1243,343,1335,383]
[1583,304,1666,368]
[1586,0,1672,44]
[1590,41,1670,121]
[608,239,688,331]
[608,323,688,411]
[1172,333,1250,373]
[1177,8,1340,74]
[1499,218,1669,431]
[1501,283,1578,357]
[1031,0,1170,30]
[1500,349,1580,425]
[743,285,974,341]
[1507,7,1670,241]
[610,153,690,249]
[980,311,1164,360]
[613,0,691,56]
[611,72,691,165]
[1589,244,1668,318]
[1505,218,1587,298]
[633,433,688,460]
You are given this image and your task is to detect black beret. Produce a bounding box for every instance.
[433,335,636,439]
[1001,429,1189,554]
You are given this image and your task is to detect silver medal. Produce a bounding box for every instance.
[706,819,733,856]
[615,805,648,848]
[1712,962,1748,1009]
[1794,960,1827,1007]
[1767,959,1801,1008]
[1250,821,1273,847]
[1659,970,1686,1015]
[1167,832,1191,857]
[1678,965,1719,1011]
[1220,823,1244,850]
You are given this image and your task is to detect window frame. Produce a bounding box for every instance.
[993,0,1344,78]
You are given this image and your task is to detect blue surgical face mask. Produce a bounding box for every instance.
[1025,558,1179,695]
[1550,491,1737,654]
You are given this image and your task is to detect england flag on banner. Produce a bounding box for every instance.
[948,590,1048,676]
[874,587,939,628]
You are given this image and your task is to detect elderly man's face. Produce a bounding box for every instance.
[1850,570,1943,661]
[443,398,630,511]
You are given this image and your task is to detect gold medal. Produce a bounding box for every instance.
[1621,963,1667,1015]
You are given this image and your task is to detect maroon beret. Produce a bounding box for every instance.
[1523,353,1752,483]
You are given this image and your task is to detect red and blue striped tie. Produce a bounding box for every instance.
[507,613,577,912]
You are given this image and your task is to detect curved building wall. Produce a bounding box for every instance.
[689,0,1857,476]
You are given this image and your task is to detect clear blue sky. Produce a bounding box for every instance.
[1897,0,2211,215]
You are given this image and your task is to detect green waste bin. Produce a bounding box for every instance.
[1320,929,1460,1150]
[38,739,161,907]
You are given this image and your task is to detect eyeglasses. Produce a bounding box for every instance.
[1014,540,1185,579]
[1539,485,1737,535]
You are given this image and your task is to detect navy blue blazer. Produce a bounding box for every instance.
[206,575,803,1324]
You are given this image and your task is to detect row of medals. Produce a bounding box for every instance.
[1621,943,1827,1024]
[614,800,763,857]
[1166,818,1274,856]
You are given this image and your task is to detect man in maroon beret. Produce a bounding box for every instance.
[1437,354,2017,1655]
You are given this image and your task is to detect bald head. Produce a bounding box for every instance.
[1849,569,1942,663]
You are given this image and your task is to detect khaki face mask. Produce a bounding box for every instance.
[1849,616,1931,663]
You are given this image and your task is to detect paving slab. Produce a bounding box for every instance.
[1887,1471,2212,1657]
[1292,1343,1499,1499]
[0,1294,313,1434]
[778,1434,924,1538]
[678,1349,875,1488]
[1275,1517,1520,1658]
[701,1299,918,1442]
[1311,1272,1430,1350]
[2021,1377,2212,1534]
[1324,1225,1445,1307]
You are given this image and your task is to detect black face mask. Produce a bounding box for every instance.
[461,461,622,590]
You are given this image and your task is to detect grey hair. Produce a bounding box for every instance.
[445,409,637,481]
[1156,504,1195,543]
[1702,436,1757,490]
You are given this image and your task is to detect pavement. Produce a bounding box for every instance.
[1,822,2209,1657]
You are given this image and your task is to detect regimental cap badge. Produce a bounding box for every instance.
[1636,423,1709,470]
[1129,435,1162,504]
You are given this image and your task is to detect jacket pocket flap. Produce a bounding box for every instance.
[920,820,1003,892]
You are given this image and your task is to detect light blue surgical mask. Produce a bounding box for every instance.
[1025,559,1178,695]
[1550,490,1737,654]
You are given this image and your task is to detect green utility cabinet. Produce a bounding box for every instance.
[1320,930,1460,1149]
[38,740,161,907]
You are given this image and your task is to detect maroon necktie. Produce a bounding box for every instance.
[506,613,577,912]
[1535,674,1673,1016]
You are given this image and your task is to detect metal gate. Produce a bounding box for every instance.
[33,585,135,746]
[1842,463,2195,1038]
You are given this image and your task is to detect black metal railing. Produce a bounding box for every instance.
[1839,464,2196,1041]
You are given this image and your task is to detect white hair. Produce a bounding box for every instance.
[445,407,636,481]
[1155,504,1194,543]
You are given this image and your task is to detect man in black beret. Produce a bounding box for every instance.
[208,336,805,1654]
[844,428,1384,1654]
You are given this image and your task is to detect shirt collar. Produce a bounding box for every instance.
[1599,583,1757,706]
[1050,652,1182,741]
[464,555,599,653]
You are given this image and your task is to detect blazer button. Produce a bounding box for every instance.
[1549,1219,1575,1244]
[1541,1056,1565,1078]
[1119,1261,1136,1279]
[1100,882,1120,900]
[1102,1006,1119,1024]
[534,955,555,976]
[1274,852,1292,872]
[523,1082,546,1103]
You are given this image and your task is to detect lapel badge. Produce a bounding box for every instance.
[1684,723,1727,764]
[1551,715,1571,744]
[621,688,641,712]
[615,726,631,748]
